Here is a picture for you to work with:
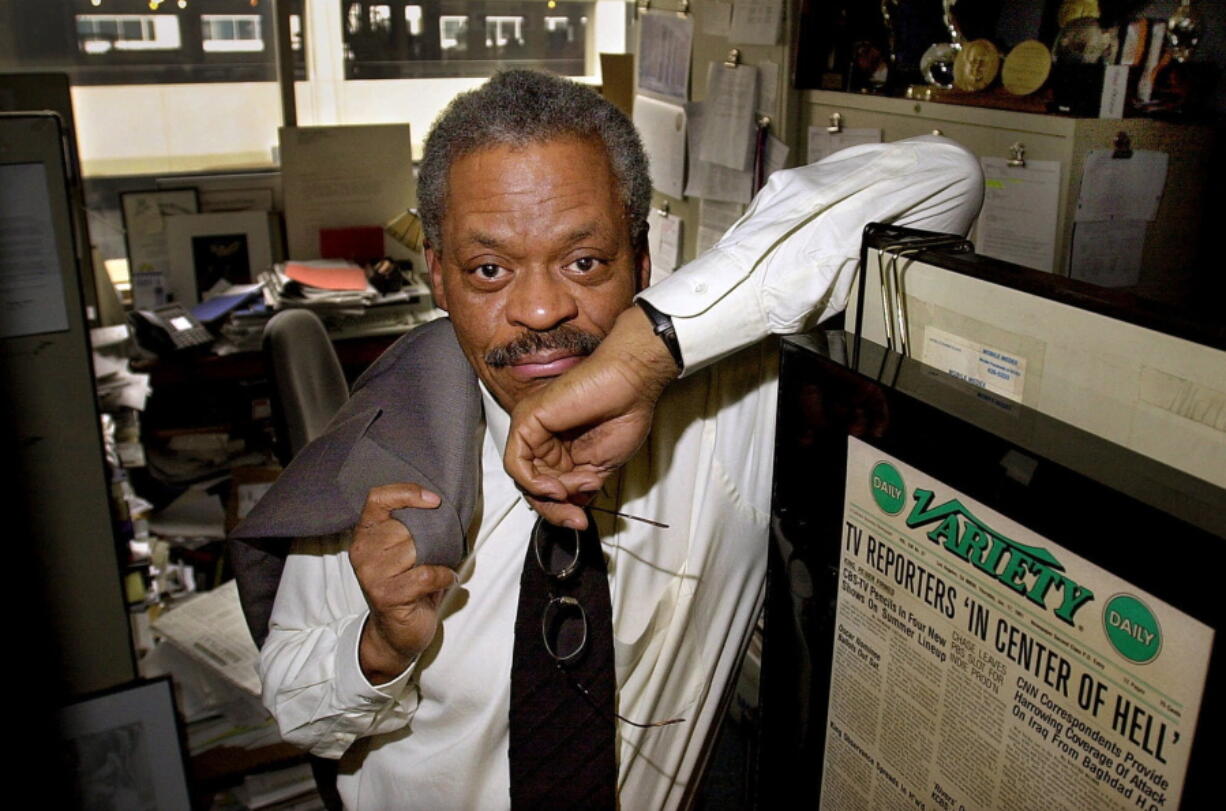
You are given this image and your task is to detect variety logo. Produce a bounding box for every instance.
[869,467,1096,627]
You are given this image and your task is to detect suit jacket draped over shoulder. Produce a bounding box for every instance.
[229,318,483,647]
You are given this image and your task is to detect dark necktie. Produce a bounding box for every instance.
[508,514,617,809]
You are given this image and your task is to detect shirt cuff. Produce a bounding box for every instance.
[638,250,766,374]
[335,611,418,702]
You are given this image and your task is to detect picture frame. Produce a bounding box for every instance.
[198,186,276,213]
[56,676,192,811]
[164,210,273,307]
[120,188,200,310]
[155,170,282,210]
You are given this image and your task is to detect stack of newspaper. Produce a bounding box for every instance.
[91,324,152,412]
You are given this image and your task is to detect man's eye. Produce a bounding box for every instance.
[475,264,504,280]
[566,257,602,273]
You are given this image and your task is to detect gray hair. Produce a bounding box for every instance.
[417,70,651,253]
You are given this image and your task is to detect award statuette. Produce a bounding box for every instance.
[1001,40,1052,96]
[920,42,959,88]
[1168,0,1203,63]
[1058,0,1101,29]
[919,0,968,90]
[952,39,1000,92]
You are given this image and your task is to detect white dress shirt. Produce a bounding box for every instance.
[259,136,983,809]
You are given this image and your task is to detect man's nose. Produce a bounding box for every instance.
[505,268,578,331]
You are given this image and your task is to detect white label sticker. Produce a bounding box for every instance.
[921,326,1026,403]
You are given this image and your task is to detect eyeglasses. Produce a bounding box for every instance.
[532,516,685,729]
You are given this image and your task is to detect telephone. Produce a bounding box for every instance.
[129,304,214,354]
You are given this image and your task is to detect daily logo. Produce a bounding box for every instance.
[869,471,1095,626]
[1103,593,1162,664]
[870,462,906,514]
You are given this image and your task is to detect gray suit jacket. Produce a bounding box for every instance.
[229,318,484,647]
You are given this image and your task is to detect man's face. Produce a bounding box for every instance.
[426,137,650,411]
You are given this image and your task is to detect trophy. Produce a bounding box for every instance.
[881,1,954,90]
[918,0,966,89]
[1167,0,1203,63]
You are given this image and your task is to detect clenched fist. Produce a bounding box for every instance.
[350,483,457,684]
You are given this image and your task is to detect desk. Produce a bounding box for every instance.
[132,330,406,497]
[138,331,403,388]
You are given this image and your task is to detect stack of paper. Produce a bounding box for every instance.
[271,260,381,309]
[152,580,262,696]
[91,324,152,412]
[261,261,440,339]
[191,281,264,325]
[140,634,280,755]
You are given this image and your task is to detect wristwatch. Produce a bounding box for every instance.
[636,299,684,372]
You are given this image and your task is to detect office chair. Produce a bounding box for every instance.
[261,308,350,809]
[262,309,350,466]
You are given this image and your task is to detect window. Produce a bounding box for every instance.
[484,16,524,49]
[9,1,306,87]
[201,14,264,53]
[368,4,392,30]
[405,5,423,36]
[76,14,181,54]
[439,16,468,52]
[343,1,591,80]
[0,0,627,176]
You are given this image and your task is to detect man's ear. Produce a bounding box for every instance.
[634,244,652,293]
[425,244,449,312]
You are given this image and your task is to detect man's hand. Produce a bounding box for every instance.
[505,305,681,529]
[350,483,457,685]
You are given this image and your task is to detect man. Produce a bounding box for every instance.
[251,70,982,808]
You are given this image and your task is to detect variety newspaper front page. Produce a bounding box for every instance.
[824,437,1213,811]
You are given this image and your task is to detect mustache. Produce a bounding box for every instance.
[485,325,602,368]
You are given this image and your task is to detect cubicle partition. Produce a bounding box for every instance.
[848,223,1226,495]
[0,112,135,695]
[761,229,1224,809]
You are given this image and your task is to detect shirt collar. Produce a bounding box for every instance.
[479,380,510,457]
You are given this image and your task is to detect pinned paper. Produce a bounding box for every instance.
[701,1,733,37]
[697,200,745,256]
[647,208,683,284]
[758,60,780,118]
[685,101,752,204]
[686,102,788,205]
[762,134,789,181]
[699,62,758,172]
[976,157,1061,272]
[633,95,687,199]
[1075,149,1168,223]
[807,127,882,165]
[638,11,693,102]
[1070,220,1147,288]
[280,124,415,261]
[729,0,784,46]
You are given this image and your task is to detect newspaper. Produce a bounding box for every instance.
[152,579,262,696]
[823,436,1213,810]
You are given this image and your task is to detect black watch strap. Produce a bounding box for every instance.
[636,299,684,372]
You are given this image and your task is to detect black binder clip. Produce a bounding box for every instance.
[1112,132,1133,159]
